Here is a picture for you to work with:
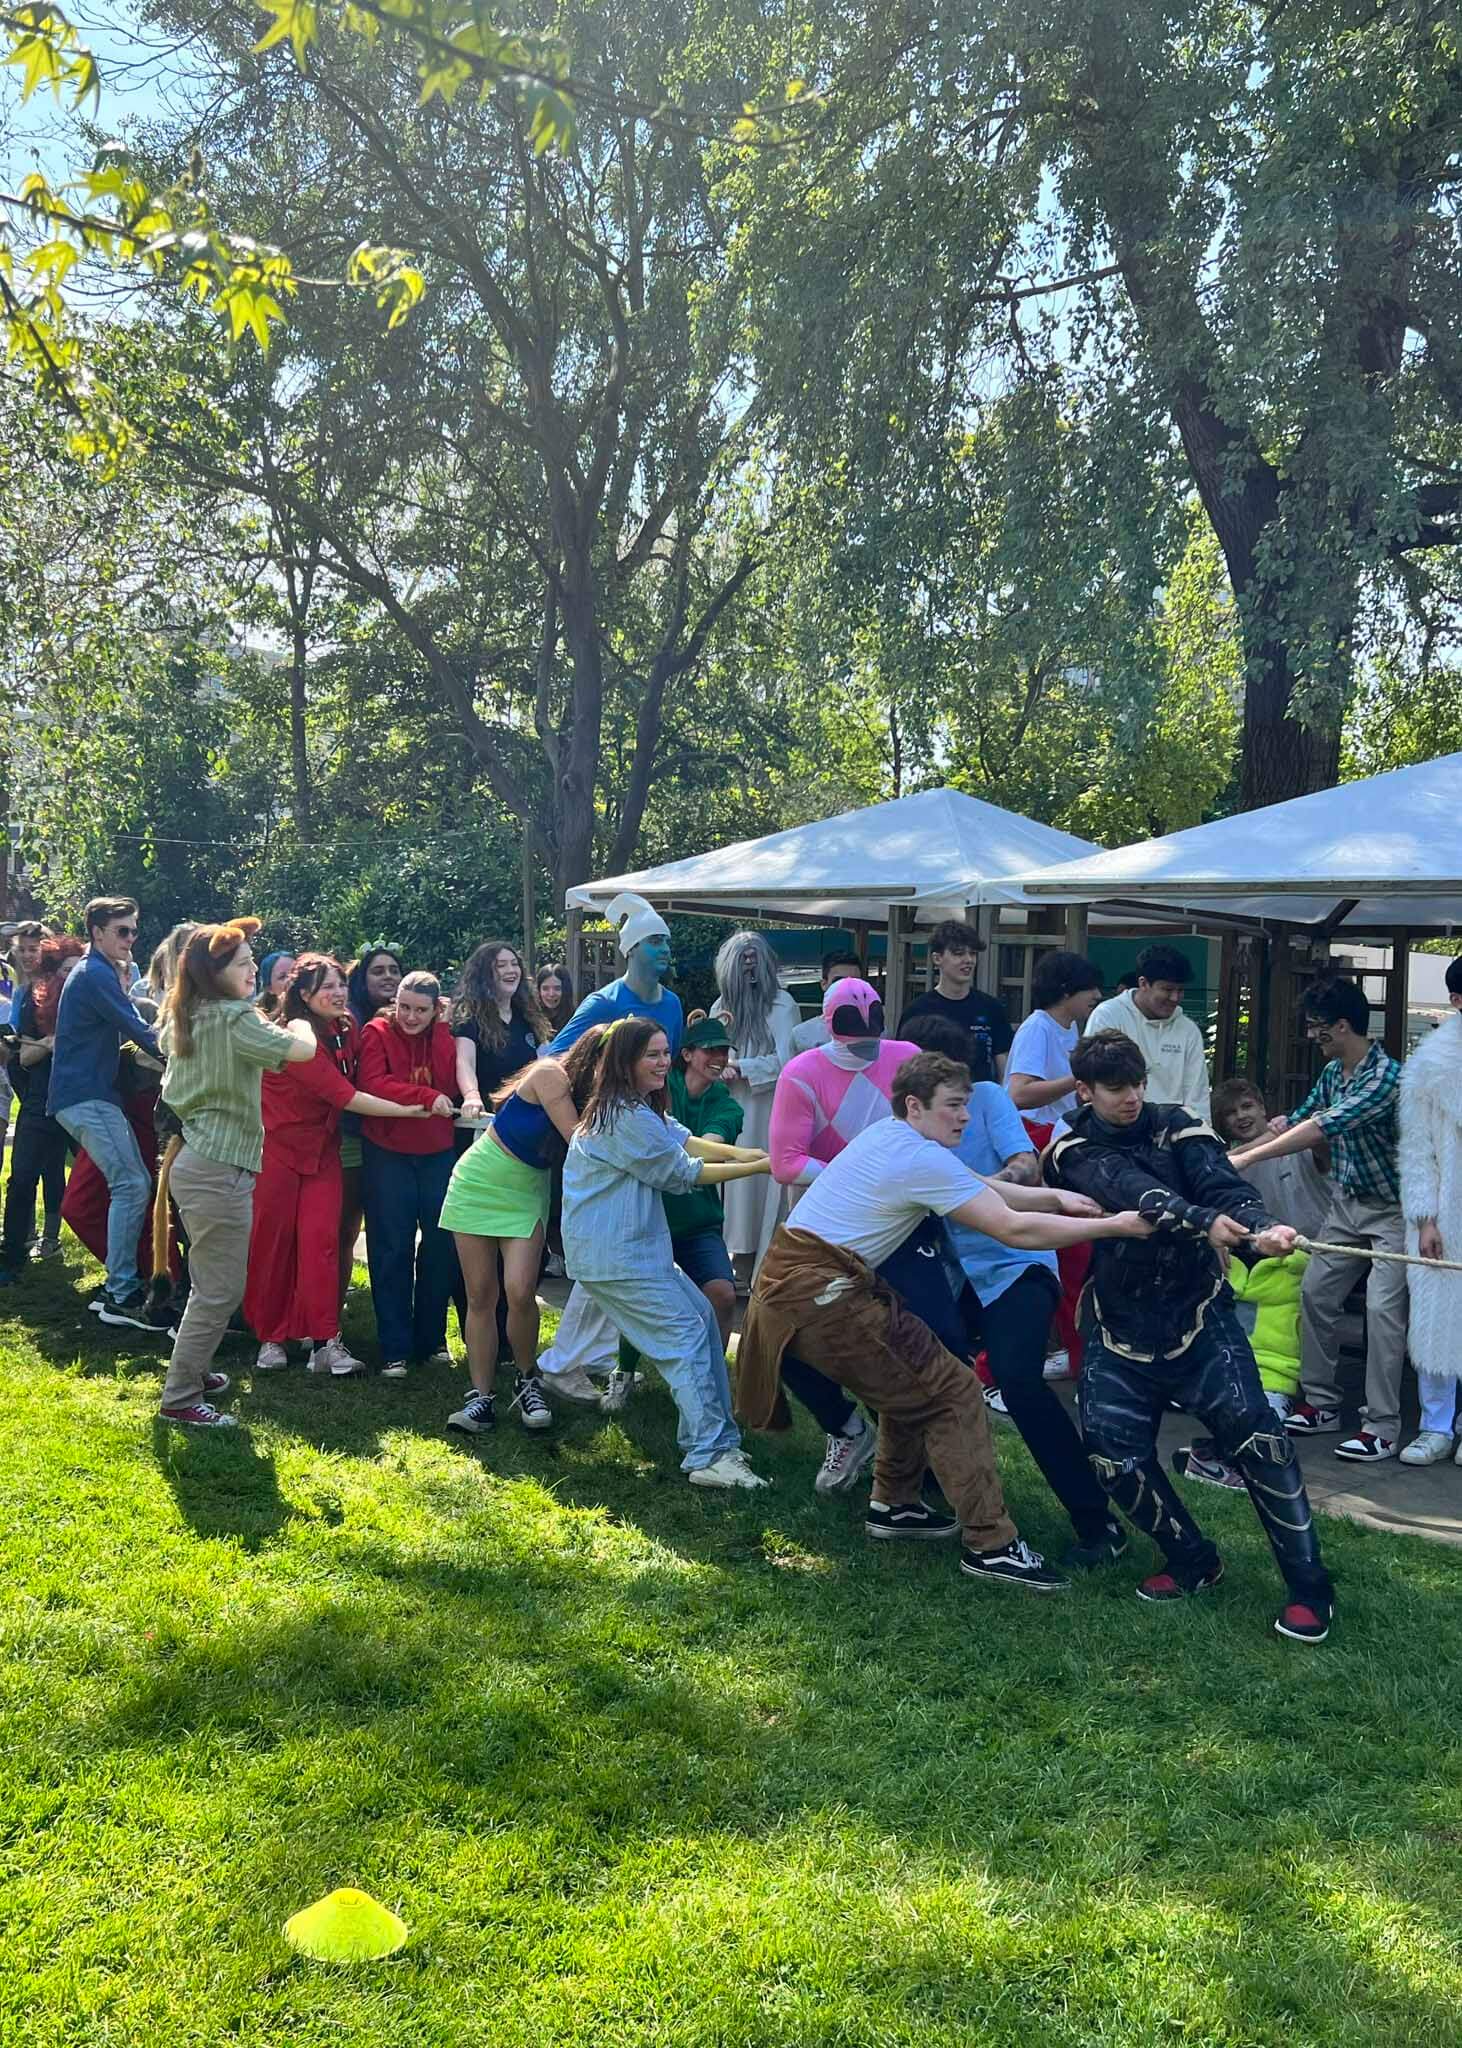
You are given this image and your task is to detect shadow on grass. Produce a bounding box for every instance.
[150,1415,294,1551]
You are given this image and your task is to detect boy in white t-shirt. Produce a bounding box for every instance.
[738,1050,1152,1593]
[1005,951,1105,1124]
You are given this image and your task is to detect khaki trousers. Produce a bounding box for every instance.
[162,1145,255,1410]
[1299,1189,1408,1440]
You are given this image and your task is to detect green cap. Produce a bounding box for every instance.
[683,1014,734,1050]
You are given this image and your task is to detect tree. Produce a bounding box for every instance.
[125,0,775,897]
[733,0,1462,808]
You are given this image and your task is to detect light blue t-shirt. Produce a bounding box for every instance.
[547,977,684,1057]
[945,1082,1056,1306]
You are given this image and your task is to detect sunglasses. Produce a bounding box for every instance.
[112,925,138,939]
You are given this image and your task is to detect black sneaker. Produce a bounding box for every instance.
[447,1391,496,1436]
[1274,1600,1332,1644]
[865,1501,960,1541]
[509,1373,552,1432]
[1060,1519,1129,1571]
[1136,1563,1224,1603]
[96,1285,157,1332]
[960,1538,1070,1592]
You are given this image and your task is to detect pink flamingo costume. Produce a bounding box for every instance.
[768,977,919,1187]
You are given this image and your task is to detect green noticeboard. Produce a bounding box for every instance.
[1086,936,1216,1033]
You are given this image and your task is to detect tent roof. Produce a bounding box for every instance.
[566,787,1099,927]
[1013,753,1462,929]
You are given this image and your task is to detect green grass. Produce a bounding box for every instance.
[2,1246,1462,2047]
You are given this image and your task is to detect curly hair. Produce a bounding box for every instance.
[452,939,547,1051]
[29,935,85,1035]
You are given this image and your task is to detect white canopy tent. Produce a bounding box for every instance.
[564,788,1102,1016]
[1011,752,1462,933]
[567,786,1098,927]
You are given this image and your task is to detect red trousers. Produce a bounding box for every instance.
[60,1093,180,1280]
[243,1150,344,1343]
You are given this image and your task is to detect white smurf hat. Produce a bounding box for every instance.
[605,891,670,957]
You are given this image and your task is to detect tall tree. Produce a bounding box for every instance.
[735,0,1462,807]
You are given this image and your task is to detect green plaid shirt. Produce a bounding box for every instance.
[1289,1039,1400,1204]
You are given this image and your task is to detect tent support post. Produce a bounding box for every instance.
[566,906,585,994]
[885,906,910,1024]
[1384,928,1409,1056]
[1063,904,1090,954]
[972,907,998,995]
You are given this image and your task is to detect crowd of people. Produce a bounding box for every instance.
[5,890,1462,1649]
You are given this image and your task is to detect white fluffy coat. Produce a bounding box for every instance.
[1399,1011,1462,1381]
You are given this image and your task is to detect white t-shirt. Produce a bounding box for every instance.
[788,1115,984,1268]
[790,1013,830,1054]
[1005,1009,1080,1121]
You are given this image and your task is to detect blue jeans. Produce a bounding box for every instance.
[1080,1307,1332,1604]
[362,1145,460,1363]
[54,1099,151,1296]
[579,1268,741,1471]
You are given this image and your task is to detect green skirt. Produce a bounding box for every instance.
[439,1131,549,1240]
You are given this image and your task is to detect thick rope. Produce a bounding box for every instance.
[1289,1232,1462,1275]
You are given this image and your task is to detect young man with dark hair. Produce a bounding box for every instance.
[48,897,161,1329]
[897,919,1013,1084]
[1005,951,1104,1121]
[1084,942,1210,1116]
[1229,977,1406,1462]
[791,949,864,1053]
[1047,1029,1334,1643]
[741,1049,1152,1593]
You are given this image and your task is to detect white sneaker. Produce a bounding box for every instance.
[543,1251,567,1278]
[543,1364,606,1405]
[983,1385,1010,1417]
[254,1342,289,1372]
[1042,1350,1072,1380]
[600,1368,635,1414]
[381,1360,409,1380]
[310,1335,365,1377]
[426,1348,454,1368]
[688,1449,770,1490]
[814,1418,876,1495]
[1399,1429,1455,1466]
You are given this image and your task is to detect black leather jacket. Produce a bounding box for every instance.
[1045,1102,1275,1362]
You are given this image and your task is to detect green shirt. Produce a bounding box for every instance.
[161,999,296,1172]
[663,1068,744,1238]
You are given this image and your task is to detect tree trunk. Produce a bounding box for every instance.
[289,618,312,840]
[553,549,605,902]
[1239,636,1342,810]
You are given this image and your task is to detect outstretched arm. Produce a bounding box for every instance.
[947,1182,1150,1251]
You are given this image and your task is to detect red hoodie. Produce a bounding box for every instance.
[357,1014,458,1154]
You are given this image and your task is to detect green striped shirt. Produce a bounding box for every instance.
[161,999,296,1172]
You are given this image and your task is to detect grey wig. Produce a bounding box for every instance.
[714,930,782,1056]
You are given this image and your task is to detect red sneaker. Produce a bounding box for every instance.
[160,1401,238,1430]
[202,1371,230,1396]
[1135,1564,1224,1603]
[1274,1601,1331,1643]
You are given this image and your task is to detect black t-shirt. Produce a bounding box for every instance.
[897,987,1013,1084]
[454,1012,541,1097]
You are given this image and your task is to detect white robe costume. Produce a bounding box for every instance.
[1399,1011,1462,1387]
[710,987,799,1271]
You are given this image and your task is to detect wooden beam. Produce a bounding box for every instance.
[565,905,584,995]
[1063,903,1090,954]
[1383,928,1409,1056]
[885,906,910,1024]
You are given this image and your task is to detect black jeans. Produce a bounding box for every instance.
[780,1215,970,1432]
[1,1111,69,1267]
[1080,1307,1332,1604]
[973,1267,1110,1543]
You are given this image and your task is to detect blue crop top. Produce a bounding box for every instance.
[491,1089,566,1171]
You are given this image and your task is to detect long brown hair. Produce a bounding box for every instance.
[453,939,547,1051]
[30,935,85,1035]
[282,953,355,1074]
[577,1017,669,1134]
[159,918,261,1057]
[489,1021,608,1115]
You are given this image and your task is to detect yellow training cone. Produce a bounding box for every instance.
[283,1888,408,1963]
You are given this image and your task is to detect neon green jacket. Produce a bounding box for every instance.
[1229,1249,1309,1398]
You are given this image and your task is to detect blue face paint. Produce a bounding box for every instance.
[639,934,673,977]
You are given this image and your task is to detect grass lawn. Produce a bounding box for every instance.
[3,1246,1462,2048]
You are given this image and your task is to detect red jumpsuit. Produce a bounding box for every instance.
[243,1033,358,1344]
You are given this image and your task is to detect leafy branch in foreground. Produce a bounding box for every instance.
[0,0,578,458]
